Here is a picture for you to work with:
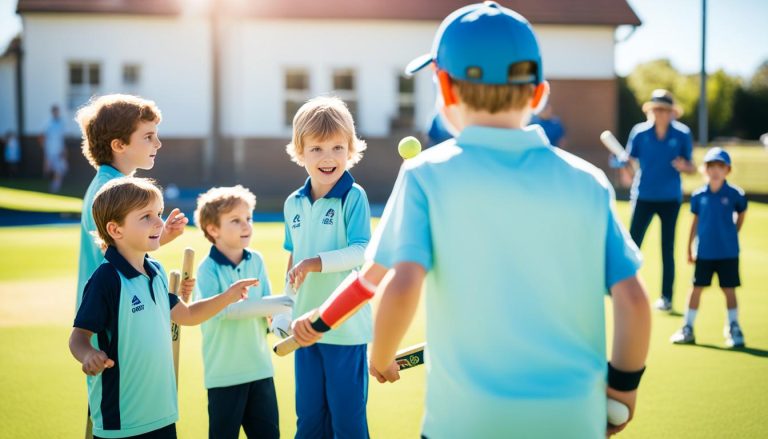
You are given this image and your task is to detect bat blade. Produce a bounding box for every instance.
[395,342,426,370]
[169,270,182,390]
[600,130,629,162]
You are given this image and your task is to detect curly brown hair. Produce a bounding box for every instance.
[75,94,162,169]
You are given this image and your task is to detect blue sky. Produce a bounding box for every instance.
[2,0,767,78]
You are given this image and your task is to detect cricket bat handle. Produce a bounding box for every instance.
[180,248,195,303]
[273,336,302,356]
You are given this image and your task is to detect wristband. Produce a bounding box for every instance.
[607,362,645,391]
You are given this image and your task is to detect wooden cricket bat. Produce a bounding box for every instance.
[395,342,426,370]
[273,276,375,356]
[171,248,195,390]
[600,130,629,162]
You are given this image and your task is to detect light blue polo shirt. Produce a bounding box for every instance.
[690,181,747,260]
[283,171,372,345]
[194,246,274,389]
[368,125,642,438]
[74,247,179,438]
[77,165,125,312]
[627,120,693,202]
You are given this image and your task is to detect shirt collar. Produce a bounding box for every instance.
[297,170,355,200]
[209,245,251,268]
[104,246,157,279]
[98,164,124,177]
[456,125,551,151]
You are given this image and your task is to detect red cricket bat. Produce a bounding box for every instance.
[273,276,374,356]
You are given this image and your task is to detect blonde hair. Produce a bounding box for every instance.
[92,177,163,249]
[76,94,162,169]
[194,185,257,244]
[286,96,367,168]
[454,62,537,113]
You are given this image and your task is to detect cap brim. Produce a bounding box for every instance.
[404,54,433,77]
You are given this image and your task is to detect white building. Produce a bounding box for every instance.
[5,0,639,203]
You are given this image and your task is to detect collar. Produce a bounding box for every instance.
[105,246,157,279]
[456,125,551,151]
[98,164,124,178]
[297,170,355,200]
[706,180,729,194]
[209,245,251,268]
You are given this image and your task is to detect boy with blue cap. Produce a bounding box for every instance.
[292,2,651,437]
[671,147,748,347]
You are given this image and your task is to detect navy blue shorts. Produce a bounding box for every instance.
[693,258,740,288]
[94,423,175,439]
[207,377,279,439]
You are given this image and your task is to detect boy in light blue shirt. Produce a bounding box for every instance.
[284,96,372,438]
[70,177,256,438]
[193,185,293,439]
[671,147,748,347]
[75,94,187,313]
[294,3,652,438]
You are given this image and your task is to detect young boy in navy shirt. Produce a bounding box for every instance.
[193,185,293,438]
[671,147,748,347]
[284,96,372,438]
[70,177,258,438]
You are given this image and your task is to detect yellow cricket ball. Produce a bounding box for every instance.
[398,136,422,159]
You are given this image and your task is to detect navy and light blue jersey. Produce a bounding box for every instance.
[368,125,642,438]
[283,171,372,345]
[627,120,693,202]
[74,247,179,438]
[691,181,747,260]
[77,165,125,312]
[194,246,274,389]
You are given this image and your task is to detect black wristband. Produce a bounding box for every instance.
[607,362,645,391]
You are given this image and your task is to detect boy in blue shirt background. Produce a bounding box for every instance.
[193,185,293,439]
[284,96,372,438]
[70,177,257,439]
[671,147,748,347]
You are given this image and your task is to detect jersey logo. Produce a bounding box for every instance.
[292,214,301,229]
[721,197,729,205]
[669,138,678,147]
[131,295,144,313]
[322,209,335,225]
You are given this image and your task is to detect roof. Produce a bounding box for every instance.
[17,0,641,26]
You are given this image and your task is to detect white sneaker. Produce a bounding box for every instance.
[654,297,672,311]
[725,322,745,348]
[670,325,695,344]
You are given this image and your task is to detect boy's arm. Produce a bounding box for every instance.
[69,328,114,376]
[159,208,188,246]
[171,278,257,325]
[607,275,651,434]
[736,211,746,232]
[687,215,698,263]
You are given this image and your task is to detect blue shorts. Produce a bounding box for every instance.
[207,377,279,439]
[295,343,369,439]
[694,258,740,288]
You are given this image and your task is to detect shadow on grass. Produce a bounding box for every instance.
[680,343,768,358]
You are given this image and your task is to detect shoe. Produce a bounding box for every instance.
[725,322,745,348]
[670,325,695,344]
[654,297,672,311]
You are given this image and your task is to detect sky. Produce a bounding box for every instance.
[1,0,767,78]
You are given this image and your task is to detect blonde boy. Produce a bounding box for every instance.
[75,94,187,312]
[70,177,257,438]
[284,96,372,437]
[193,185,292,439]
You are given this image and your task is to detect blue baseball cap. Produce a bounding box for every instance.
[405,1,543,85]
[703,147,731,165]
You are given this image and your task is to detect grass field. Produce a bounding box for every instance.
[1,202,767,438]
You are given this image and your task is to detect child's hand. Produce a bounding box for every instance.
[159,208,188,245]
[180,278,195,302]
[292,310,323,346]
[369,360,401,384]
[82,350,114,376]
[224,278,259,303]
[606,387,637,436]
[287,257,322,290]
[687,249,695,264]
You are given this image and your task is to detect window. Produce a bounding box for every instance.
[123,64,141,87]
[332,68,357,120]
[67,62,100,111]
[392,73,415,130]
[284,68,310,126]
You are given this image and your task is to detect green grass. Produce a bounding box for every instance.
[1,202,767,438]
[0,186,82,213]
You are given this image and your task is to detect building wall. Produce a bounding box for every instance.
[0,56,17,134]
[21,13,213,136]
